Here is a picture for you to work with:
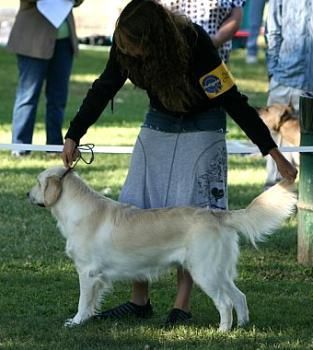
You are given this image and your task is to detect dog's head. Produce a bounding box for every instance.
[257,103,296,132]
[28,166,69,208]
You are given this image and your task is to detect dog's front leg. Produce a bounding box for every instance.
[64,269,104,327]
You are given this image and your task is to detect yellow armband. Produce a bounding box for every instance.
[199,62,235,99]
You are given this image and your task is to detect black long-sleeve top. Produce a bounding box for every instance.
[66,24,276,155]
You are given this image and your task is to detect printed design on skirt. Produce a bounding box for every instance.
[196,145,227,209]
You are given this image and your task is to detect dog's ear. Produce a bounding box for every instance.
[44,176,62,207]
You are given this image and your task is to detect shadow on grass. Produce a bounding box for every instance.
[0,270,312,350]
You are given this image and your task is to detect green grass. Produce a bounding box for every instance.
[0,47,312,349]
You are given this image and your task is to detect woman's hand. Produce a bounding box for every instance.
[61,138,79,168]
[269,148,298,182]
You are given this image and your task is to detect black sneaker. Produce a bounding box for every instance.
[164,308,192,327]
[95,299,153,320]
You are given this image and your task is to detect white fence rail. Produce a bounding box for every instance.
[1,143,313,154]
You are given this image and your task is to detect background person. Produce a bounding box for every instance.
[62,0,297,326]
[245,0,266,64]
[157,0,245,63]
[264,0,313,188]
[7,0,84,157]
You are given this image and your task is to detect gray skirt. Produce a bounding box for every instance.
[119,127,228,210]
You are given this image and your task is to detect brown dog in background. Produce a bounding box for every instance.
[257,103,300,147]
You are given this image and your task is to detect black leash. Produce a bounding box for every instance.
[61,143,95,179]
[76,143,95,165]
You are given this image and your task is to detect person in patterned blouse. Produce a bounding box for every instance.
[156,0,245,62]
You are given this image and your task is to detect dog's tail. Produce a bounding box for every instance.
[224,180,297,247]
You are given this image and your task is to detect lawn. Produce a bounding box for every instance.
[0,46,312,350]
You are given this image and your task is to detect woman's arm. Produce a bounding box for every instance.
[62,42,127,167]
[210,7,243,48]
[64,42,127,144]
[268,147,298,182]
[195,22,297,182]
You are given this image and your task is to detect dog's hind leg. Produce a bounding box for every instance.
[192,272,233,331]
[64,269,107,327]
[222,280,249,327]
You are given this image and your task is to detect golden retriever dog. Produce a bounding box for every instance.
[28,166,296,331]
[257,103,300,148]
[258,104,300,186]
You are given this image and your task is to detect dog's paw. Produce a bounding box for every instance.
[237,316,249,328]
[64,317,83,328]
[218,322,232,332]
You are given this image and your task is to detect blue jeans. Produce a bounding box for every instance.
[142,108,226,133]
[246,0,266,57]
[12,38,73,145]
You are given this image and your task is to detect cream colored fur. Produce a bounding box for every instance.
[257,104,300,147]
[28,166,297,331]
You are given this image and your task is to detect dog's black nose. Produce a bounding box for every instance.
[26,192,29,198]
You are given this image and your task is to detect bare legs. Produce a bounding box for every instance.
[131,281,149,305]
[131,267,193,312]
[173,267,193,311]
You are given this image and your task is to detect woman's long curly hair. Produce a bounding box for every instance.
[114,0,198,112]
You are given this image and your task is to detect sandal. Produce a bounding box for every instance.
[164,308,192,327]
[95,299,153,320]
